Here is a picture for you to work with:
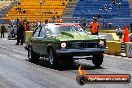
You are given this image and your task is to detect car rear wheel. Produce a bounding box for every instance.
[92,54,103,67]
[28,47,39,63]
[48,48,58,68]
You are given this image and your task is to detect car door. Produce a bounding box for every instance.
[31,26,42,53]
[37,25,53,55]
[37,25,47,55]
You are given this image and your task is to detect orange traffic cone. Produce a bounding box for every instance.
[123,26,129,43]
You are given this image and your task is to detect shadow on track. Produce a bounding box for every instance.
[26,59,105,71]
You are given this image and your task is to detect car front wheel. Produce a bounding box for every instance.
[48,48,58,68]
[28,47,39,63]
[92,54,103,67]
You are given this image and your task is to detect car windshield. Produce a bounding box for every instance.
[42,24,88,35]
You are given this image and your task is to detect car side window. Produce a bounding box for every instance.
[39,26,47,37]
[32,26,41,37]
[39,25,53,37]
[45,28,52,36]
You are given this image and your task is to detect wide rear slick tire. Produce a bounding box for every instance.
[92,54,103,67]
[48,48,58,68]
[28,47,39,64]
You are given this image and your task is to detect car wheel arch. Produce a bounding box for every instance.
[47,46,54,54]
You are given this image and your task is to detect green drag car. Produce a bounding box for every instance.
[26,23,107,67]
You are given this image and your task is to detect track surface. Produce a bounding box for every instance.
[0,36,132,88]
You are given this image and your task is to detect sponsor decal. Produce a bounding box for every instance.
[76,65,131,85]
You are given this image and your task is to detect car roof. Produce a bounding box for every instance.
[49,23,80,25]
[42,23,80,26]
